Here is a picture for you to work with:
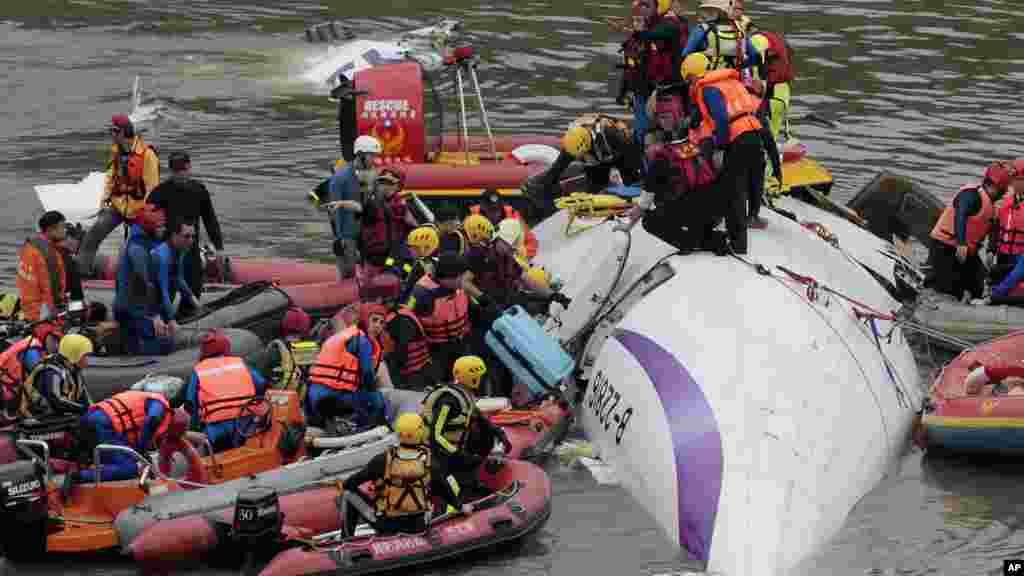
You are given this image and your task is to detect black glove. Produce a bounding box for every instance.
[550,293,572,308]
[476,293,494,310]
[496,427,513,455]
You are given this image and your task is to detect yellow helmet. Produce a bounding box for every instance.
[394,412,426,446]
[526,266,550,291]
[682,53,711,81]
[453,355,487,391]
[750,33,771,55]
[407,226,440,258]
[561,125,593,159]
[59,334,94,364]
[334,158,347,171]
[462,214,494,245]
[656,0,672,15]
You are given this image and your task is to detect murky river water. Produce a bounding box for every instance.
[2,0,1024,574]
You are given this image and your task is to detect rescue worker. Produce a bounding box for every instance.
[645,88,688,145]
[395,226,440,303]
[406,251,473,380]
[146,151,225,314]
[422,356,512,501]
[382,301,436,393]
[462,214,568,310]
[247,307,316,391]
[358,302,395,390]
[70,386,188,485]
[927,162,1011,301]
[681,52,769,254]
[617,0,687,146]
[468,190,539,260]
[113,204,168,356]
[436,205,469,255]
[150,220,199,339]
[681,0,750,73]
[0,322,64,419]
[746,32,795,145]
[183,330,267,452]
[988,176,1024,299]
[339,412,468,537]
[306,311,388,430]
[78,115,160,278]
[360,168,419,267]
[18,334,93,420]
[317,135,381,280]
[16,211,69,322]
[534,116,644,217]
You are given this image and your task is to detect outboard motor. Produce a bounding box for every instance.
[16,415,88,466]
[0,460,48,558]
[232,487,284,574]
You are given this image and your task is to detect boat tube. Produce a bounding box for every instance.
[114,426,397,552]
[903,291,1024,352]
[919,330,1024,455]
[0,390,310,555]
[256,458,550,576]
[530,205,921,575]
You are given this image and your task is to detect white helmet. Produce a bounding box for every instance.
[353,135,382,156]
[698,0,734,16]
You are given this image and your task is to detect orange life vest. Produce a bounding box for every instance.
[108,138,157,218]
[194,356,258,424]
[382,308,432,376]
[16,236,67,322]
[0,337,42,390]
[997,197,1024,256]
[309,326,377,391]
[414,276,470,344]
[691,69,763,145]
[469,204,538,259]
[95,391,171,446]
[929,185,994,252]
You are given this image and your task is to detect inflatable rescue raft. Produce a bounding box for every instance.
[919,330,1024,455]
[532,198,922,575]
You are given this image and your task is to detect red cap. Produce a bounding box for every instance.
[281,307,312,339]
[199,329,231,359]
[358,303,389,330]
[111,114,133,128]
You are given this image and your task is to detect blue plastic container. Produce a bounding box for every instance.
[485,305,575,396]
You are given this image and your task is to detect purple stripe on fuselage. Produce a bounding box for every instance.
[613,329,723,563]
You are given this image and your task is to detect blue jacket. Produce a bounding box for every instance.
[327,166,361,241]
[138,398,171,451]
[697,85,732,149]
[114,224,158,318]
[184,358,268,426]
[149,242,195,322]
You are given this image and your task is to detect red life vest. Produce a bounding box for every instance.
[0,337,42,390]
[757,31,795,85]
[643,12,688,86]
[382,308,432,376]
[469,240,522,296]
[998,198,1024,256]
[194,356,258,424]
[95,391,171,447]
[929,185,994,252]
[361,196,411,260]
[645,140,718,201]
[691,69,763,145]
[309,326,380,391]
[414,276,470,344]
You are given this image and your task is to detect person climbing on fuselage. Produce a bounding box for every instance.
[405,251,473,381]
[339,412,466,537]
[16,211,70,322]
[71,386,188,485]
[183,330,267,452]
[114,204,168,356]
[681,0,750,73]
[306,310,388,430]
[746,31,795,145]
[360,168,419,267]
[17,334,93,420]
[422,356,512,502]
[79,115,160,278]
[316,135,381,280]
[468,189,539,260]
[927,162,1011,301]
[618,0,687,147]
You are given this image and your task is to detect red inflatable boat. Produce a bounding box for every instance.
[130,458,550,574]
[918,330,1024,455]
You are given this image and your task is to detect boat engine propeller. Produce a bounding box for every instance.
[231,486,285,574]
[0,459,48,559]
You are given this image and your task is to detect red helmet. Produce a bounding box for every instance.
[984,162,1012,192]
[32,321,64,345]
[199,329,231,360]
[280,307,312,339]
[137,204,167,235]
